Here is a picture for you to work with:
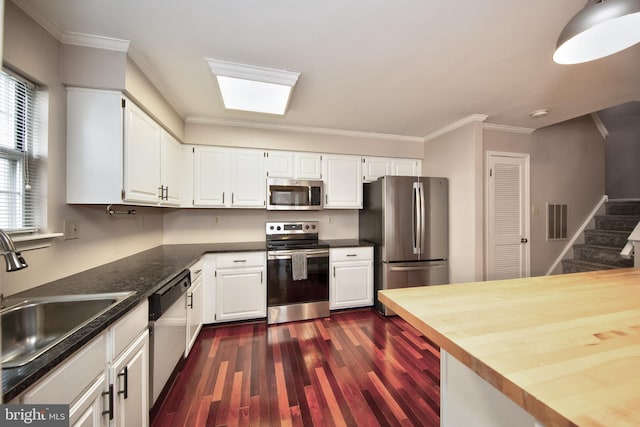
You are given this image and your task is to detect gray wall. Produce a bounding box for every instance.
[483,116,605,277]
[599,102,640,199]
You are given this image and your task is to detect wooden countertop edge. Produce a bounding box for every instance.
[378,291,578,427]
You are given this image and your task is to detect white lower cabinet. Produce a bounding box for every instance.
[109,332,149,427]
[330,247,374,309]
[202,252,266,323]
[215,252,266,322]
[18,300,149,427]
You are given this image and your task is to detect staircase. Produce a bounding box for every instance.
[562,200,640,273]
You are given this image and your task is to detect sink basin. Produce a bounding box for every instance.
[1,292,135,368]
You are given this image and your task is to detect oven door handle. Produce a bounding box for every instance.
[268,250,329,260]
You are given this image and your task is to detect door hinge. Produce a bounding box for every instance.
[121,189,125,199]
[121,98,126,108]
[489,168,493,177]
[192,147,195,153]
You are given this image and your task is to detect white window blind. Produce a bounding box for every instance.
[0,70,43,233]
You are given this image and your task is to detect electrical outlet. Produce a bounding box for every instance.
[328,216,334,224]
[64,220,80,240]
[213,216,220,224]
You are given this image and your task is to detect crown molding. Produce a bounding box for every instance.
[424,114,489,142]
[482,123,535,134]
[590,112,609,139]
[186,117,425,143]
[61,31,130,52]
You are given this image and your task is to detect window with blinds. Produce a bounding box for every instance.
[0,70,43,233]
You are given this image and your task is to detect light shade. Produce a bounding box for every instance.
[207,59,300,115]
[553,0,640,64]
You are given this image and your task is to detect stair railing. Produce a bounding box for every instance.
[545,195,608,275]
[620,219,640,268]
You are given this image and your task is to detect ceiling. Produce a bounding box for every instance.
[11,0,640,139]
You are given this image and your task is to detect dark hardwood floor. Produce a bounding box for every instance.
[151,308,440,427]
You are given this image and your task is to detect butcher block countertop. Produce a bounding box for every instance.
[378,268,640,427]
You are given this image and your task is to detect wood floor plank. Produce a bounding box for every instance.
[151,308,440,427]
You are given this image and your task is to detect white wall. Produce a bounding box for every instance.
[422,122,485,283]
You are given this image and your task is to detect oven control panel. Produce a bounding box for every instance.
[266,221,319,236]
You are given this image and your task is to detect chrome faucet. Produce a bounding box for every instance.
[0,229,28,272]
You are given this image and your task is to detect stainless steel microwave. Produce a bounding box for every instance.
[266,178,323,210]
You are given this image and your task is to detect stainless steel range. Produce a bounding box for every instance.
[266,221,329,324]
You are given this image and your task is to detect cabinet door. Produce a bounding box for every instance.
[391,159,421,176]
[161,132,182,206]
[363,157,390,182]
[323,154,363,209]
[202,255,216,324]
[70,374,108,427]
[123,101,162,204]
[194,146,228,207]
[216,267,266,322]
[110,331,149,427]
[230,149,266,208]
[330,261,373,309]
[265,151,294,178]
[186,274,203,356]
[295,152,323,179]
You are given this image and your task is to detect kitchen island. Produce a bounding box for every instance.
[378,268,640,427]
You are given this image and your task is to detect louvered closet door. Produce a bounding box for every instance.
[487,153,530,280]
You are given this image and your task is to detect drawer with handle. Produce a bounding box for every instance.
[330,247,373,263]
[216,252,266,269]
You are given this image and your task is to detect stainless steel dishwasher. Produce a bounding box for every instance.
[148,269,190,407]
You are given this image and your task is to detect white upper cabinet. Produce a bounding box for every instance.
[193,146,265,208]
[363,156,422,182]
[295,152,323,179]
[193,146,227,207]
[266,151,322,180]
[66,88,181,206]
[230,149,266,207]
[391,158,421,176]
[323,154,363,209]
[265,151,294,178]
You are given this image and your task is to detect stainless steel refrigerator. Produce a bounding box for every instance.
[359,176,449,315]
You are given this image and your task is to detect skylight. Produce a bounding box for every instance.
[207,59,300,115]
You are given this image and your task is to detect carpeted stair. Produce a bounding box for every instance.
[562,200,640,273]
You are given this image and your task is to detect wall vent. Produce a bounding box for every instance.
[547,203,568,240]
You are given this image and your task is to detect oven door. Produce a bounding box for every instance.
[267,248,329,324]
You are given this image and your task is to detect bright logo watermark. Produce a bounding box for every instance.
[0,405,68,426]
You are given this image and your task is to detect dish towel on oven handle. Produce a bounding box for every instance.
[292,252,308,281]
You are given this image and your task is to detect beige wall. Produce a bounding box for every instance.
[1,2,165,296]
[483,116,605,276]
[186,121,424,158]
[422,122,485,284]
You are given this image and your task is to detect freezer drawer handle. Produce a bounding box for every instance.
[389,263,446,272]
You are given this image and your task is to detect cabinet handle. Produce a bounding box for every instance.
[346,254,357,257]
[188,293,194,309]
[333,266,336,277]
[233,259,247,263]
[158,186,164,200]
[261,271,263,283]
[232,193,235,204]
[118,366,129,399]
[164,186,169,200]
[102,384,114,420]
[222,192,225,204]
[325,194,328,204]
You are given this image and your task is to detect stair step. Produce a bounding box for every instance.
[573,244,634,267]
[605,200,640,216]
[561,259,619,274]
[583,229,630,248]
[595,215,640,232]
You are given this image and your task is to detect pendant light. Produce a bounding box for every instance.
[553,0,640,64]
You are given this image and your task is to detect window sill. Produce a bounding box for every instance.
[13,233,64,251]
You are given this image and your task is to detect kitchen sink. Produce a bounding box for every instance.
[1,291,135,368]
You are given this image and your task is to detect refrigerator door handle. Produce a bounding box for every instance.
[418,181,426,256]
[412,182,420,254]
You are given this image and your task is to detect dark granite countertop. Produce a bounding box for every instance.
[2,242,266,402]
